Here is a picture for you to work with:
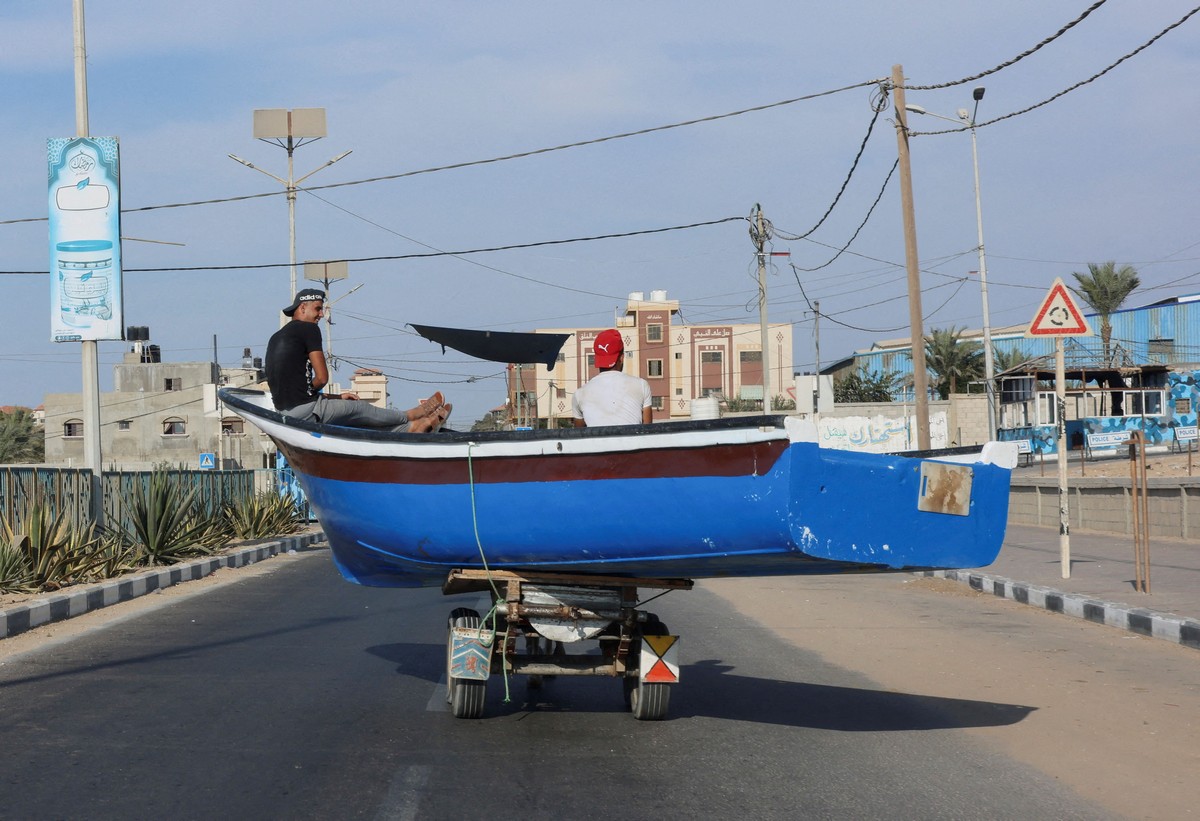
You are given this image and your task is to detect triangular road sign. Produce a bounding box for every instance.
[1026,277,1093,337]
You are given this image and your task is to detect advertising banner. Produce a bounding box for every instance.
[48,136,124,342]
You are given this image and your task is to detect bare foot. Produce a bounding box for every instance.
[406,416,435,433]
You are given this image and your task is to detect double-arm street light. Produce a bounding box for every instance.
[229,108,351,315]
[906,87,998,439]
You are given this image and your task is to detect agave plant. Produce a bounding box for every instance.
[0,537,35,593]
[113,471,229,565]
[0,492,107,590]
[224,492,305,540]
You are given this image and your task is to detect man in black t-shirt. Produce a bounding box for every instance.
[264,288,451,432]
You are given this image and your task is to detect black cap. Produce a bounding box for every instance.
[282,288,326,317]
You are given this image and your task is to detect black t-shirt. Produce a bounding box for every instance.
[264,320,323,410]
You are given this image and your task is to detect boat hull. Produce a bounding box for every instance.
[221,389,1015,588]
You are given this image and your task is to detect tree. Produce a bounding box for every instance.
[992,345,1029,374]
[922,326,983,400]
[834,367,904,403]
[0,408,44,464]
[1070,261,1140,365]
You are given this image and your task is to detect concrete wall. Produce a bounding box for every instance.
[1008,476,1200,540]
[813,394,991,452]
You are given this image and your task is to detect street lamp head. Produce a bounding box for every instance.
[904,104,927,115]
[956,108,970,121]
[972,86,986,102]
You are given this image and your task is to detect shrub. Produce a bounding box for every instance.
[0,537,35,593]
[224,492,305,540]
[0,493,108,590]
[112,470,229,565]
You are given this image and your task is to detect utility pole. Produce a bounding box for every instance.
[73,0,104,525]
[814,300,821,415]
[753,204,771,412]
[891,65,931,451]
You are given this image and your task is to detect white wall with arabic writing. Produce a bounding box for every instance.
[818,409,950,453]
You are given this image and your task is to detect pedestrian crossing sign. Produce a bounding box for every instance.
[198,452,216,470]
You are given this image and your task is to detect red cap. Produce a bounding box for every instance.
[593,329,624,368]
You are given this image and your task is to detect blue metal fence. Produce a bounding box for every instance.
[0,467,258,534]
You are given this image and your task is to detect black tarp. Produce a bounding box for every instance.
[411,324,571,369]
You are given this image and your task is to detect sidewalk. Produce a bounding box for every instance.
[920,523,1200,650]
[0,530,326,641]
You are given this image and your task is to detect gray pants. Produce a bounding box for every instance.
[284,396,413,432]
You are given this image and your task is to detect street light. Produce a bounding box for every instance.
[905,87,997,439]
[229,108,351,319]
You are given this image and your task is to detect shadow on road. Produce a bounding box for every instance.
[674,658,1036,730]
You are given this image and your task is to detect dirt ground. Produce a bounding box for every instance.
[1017,446,1200,480]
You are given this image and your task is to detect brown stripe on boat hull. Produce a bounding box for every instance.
[277,439,790,485]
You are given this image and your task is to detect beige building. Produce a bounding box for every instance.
[42,343,390,470]
[513,290,794,426]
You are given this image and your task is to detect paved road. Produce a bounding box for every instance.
[0,551,1137,820]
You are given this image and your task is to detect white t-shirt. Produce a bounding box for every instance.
[572,370,652,426]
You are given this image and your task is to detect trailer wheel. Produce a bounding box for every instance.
[628,618,671,720]
[447,608,486,719]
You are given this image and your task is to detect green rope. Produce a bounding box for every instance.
[466,442,511,703]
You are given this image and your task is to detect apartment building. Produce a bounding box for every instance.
[512,290,793,426]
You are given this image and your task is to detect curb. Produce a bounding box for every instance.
[0,530,326,641]
[918,569,1200,652]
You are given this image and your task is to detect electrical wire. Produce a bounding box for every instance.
[0,80,881,228]
[908,0,1111,91]
[909,5,1200,136]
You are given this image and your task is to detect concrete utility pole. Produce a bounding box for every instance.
[891,65,931,451]
[753,204,771,412]
[73,0,104,525]
[814,300,821,414]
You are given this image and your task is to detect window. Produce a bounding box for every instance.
[646,324,663,342]
[701,387,722,398]
[1037,392,1057,426]
[587,354,595,368]
[164,377,182,392]
[116,420,132,431]
[63,419,83,438]
[1148,338,1174,363]
[162,417,187,436]
[222,417,245,436]
[740,350,762,365]
[674,352,682,359]
[651,395,664,410]
[647,359,663,378]
[556,352,566,363]
[1126,391,1164,416]
[701,351,722,364]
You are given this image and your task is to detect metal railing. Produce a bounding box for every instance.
[1,466,262,534]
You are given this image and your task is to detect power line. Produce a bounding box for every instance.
[0,216,747,275]
[908,0,1111,91]
[0,80,881,228]
[909,5,1200,135]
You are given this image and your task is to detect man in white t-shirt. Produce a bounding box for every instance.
[572,328,653,427]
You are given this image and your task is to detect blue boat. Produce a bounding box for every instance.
[219,387,1016,589]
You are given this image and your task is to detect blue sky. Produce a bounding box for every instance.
[3,1,1198,424]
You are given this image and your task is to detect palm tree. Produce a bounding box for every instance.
[922,327,984,400]
[1070,262,1140,365]
[0,409,44,464]
[833,367,905,403]
[992,345,1029,375]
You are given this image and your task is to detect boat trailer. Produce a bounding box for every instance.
[442,568,691,720]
